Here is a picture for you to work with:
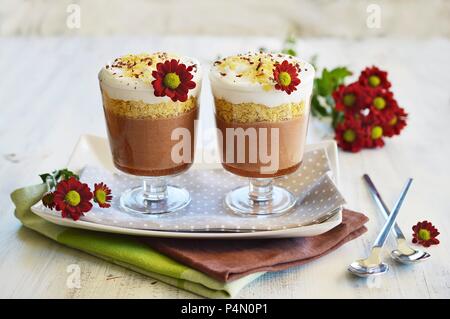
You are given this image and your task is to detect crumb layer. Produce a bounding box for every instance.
[102,91,197,119]
[214,98,305,123]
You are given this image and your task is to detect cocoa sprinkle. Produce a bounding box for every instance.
[256,58,262,71]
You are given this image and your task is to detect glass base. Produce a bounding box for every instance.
[225,185,296,216]
[120,185,190,215]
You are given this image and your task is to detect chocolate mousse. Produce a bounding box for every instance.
[215,110,307,178]
[99,52,201,177]
[210,52,314,178]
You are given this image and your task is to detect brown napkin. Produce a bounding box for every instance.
[141,209,368,282]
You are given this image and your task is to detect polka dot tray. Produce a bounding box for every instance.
[31,135,346,239]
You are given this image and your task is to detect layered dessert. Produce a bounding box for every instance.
[210,52,314,178]
[99,52,201,176]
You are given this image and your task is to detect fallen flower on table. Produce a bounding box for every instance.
[412,220,440,247]
[39,169,113,221]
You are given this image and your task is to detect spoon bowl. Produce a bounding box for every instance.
[391,249,431,264]
[348,260,389,278]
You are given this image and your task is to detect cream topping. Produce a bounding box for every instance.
[98,52,202,104]
[210,52,315,107]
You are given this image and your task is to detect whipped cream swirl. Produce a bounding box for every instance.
[210,52,315,107]
[99,52,202,104]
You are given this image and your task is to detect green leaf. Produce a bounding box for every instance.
[311,95,330,118]
[281,34,298,57]
[327,67,352,90]
[39,173,53,184]
[329,67,352,79]
[281,48,297,56]
[325,95,335,108]
[55,169,79,181]
[332,110,345,128]
[316,69,333,96]
[314,67,352,99]
[284,34,297,45]
[309,54,318,70]
[39,168,79,188]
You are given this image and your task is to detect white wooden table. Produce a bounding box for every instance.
[0,36,449,298]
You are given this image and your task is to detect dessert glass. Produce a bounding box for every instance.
[99,53,201,214]
[210,52,314,216]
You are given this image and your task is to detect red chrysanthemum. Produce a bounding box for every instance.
[361,112,386,148]
[363,124,385,149]
[358,66,391,90]
[412,221,440,247]
[273,60,301,94]
[53,177,93,221]
[42,191,55,210]
[368,88,398,117]
[333,83,371,113]
[93,182,112,208]
[151,59,196,102]
[382,106,408,137]
[335,117,366,152]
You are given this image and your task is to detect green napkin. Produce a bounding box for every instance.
[10,184,264,298]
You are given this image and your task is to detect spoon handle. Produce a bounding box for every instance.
[372,178,413,249]
[363,174,406,240]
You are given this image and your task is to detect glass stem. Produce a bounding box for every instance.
[248,178,273,203]
[142,177,168,201]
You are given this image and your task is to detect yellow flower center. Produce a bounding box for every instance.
[373,97,386,110]
[343,94,356,107]
[368,75,381,87]
[278,71,292,87]
[389,116,398,126]
[65,190,81,206]
[163,72,181,89]
[95,190,107,204]
[418,229,431,241]
[371,126,383,139]
[343,129,356,143]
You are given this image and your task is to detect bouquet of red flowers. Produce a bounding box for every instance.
[311,66,408,152]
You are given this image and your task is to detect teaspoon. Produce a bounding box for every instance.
[348,178,413,277]
[363,174,430,264]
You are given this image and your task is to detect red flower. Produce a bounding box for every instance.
[335,117,366,152]
[42,191,55,210]
[359,66,391,90]
[333,83,371,113]
[362,113,385,148]
[273,60,301,94]
[151,59,196,102]
[412,221,440,247]
[383,106,408,137]
[53,177,93,221]
[369,88,398,117]
[93,182,112,208]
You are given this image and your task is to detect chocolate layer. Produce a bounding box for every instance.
[215,114,308,178]
[104,105,198,177]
